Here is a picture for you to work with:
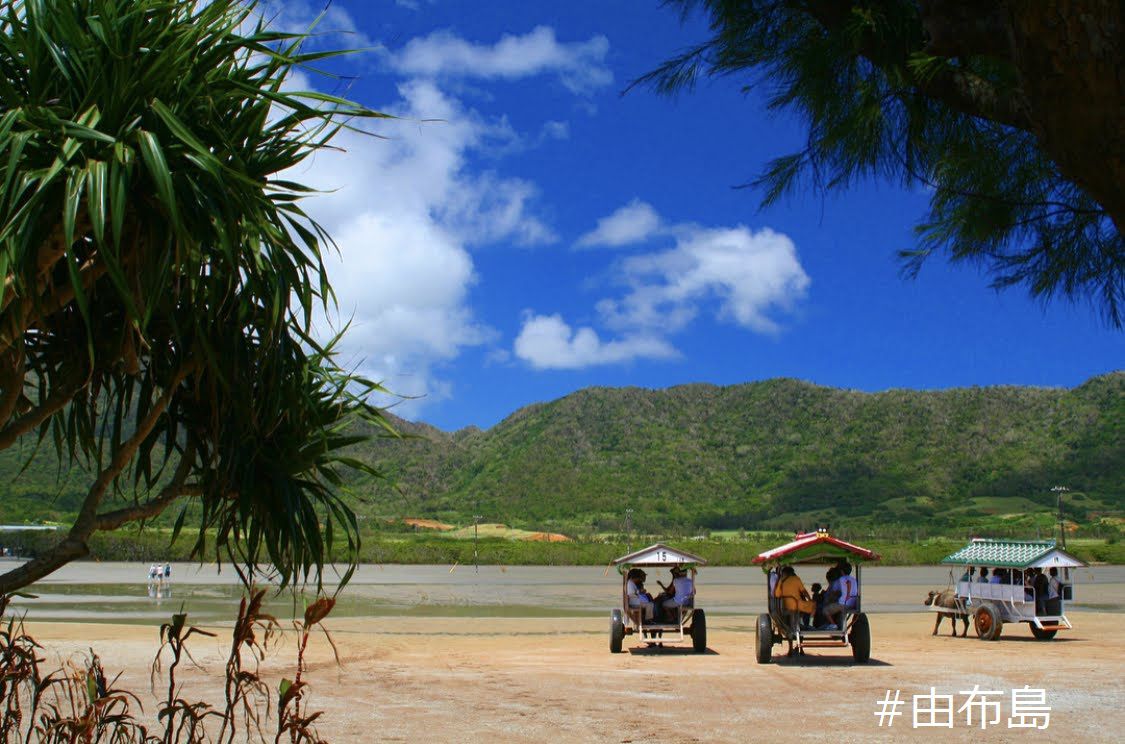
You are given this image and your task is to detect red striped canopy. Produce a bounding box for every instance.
[753,531,880,566]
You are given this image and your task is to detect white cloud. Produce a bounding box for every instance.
[575,199,663,248]
[541,121,570,141]
[471,117,572,160]
[604,225,810,335]
[392,26,612,95]
[296,80,553,412]
[259,19,616,407]
[513,314,678,370]
[514,209,809,371]
[439,170,555,246]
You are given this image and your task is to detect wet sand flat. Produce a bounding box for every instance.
[13,563,1125,623]
[25,611,1125,742]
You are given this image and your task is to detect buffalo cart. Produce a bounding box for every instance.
[753,529,879,664]
[940,538,1085,641]
[609,543,708,653]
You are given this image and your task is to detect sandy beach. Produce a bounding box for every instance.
[25,610,1125,743]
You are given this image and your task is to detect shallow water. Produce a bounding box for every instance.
[6,561,1123,625]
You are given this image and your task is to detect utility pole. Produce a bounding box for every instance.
[624,509,633,551]
[1051,485,1068,549]
[473,513,482,573]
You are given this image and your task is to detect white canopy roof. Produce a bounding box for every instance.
[1028,548,1087,569]
[611,543,707,569]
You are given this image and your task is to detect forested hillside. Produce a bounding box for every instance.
[344,373,1124,533]
[3,373,1122,535]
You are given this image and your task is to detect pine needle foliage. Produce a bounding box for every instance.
[637,0,1123,325]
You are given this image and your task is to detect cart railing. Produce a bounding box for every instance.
[956,581,1028,604]
[956,580,1076,628]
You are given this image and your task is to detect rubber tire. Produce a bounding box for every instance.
[974,603,1003,641]
[755,613,773,664]
[1030,625,1057,641]
[610,610,625,653]
[850,612,871,663]
[691,609,707,653]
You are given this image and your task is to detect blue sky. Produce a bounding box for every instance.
[264,0,1122,432]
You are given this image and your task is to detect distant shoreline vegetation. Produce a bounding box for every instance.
[2,527,1121,567]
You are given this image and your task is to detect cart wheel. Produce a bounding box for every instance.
[755,613,773,664]
[1030,625,1057,641]
[973,603,1002,641]
[691,609,707,652]
[610,610,625,653]
[850,612,871,663]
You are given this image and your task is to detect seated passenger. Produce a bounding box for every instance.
[1046,567,1062,615]
[819,568,841,627]
[656,565,695,622]
[1033,568,1049,615]
[978,567,990,582]
[773,566,815,629]
[626,568,656,621]
[810,582,826,628]
[822,563,859,629]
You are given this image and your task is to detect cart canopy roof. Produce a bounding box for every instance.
[752,530,880,568]
[611,543,707,573]
[940,538,1087,569]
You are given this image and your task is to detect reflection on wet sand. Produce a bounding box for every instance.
[7,563,1123,625]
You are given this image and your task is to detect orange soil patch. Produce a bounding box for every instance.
[402,518,455,531]
[521,531,571,542]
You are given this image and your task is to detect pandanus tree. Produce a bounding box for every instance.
[0,0,393,593]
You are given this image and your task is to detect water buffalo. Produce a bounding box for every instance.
[924,589,968,637]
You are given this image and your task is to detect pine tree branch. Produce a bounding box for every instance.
[918,0,1010,60]
[914,66,1031,132]
[798,0,1033,130]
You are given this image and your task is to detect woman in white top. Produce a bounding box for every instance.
[658,566,695,621]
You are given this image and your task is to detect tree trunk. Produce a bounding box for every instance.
[1007,0,1125,232]
[921,0,1125,230]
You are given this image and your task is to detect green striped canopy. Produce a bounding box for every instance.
[940,539,1086,569]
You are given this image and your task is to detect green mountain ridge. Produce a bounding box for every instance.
[2,373,1122,535]
[347,372,1124,533]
